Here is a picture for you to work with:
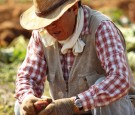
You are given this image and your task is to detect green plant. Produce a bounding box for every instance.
[0,36,28,63]
[101,8,123,24]
[0,0,6,4]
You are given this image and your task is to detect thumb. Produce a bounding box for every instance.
[41,96,52,103]
[31,99,39,103]
[38,103,55,115]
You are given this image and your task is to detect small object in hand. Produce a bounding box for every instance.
[34,98,52,113]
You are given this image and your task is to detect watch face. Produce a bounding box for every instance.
[75,99,83,108]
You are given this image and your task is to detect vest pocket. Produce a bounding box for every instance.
[78,75,89,92]
[78,72,104,92]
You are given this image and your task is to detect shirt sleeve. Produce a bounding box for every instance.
[78,21,130,111]
[15,30,47,103]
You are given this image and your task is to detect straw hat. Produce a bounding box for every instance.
[20,0,80,30]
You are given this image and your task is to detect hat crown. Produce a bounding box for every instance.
[33,0,67,16]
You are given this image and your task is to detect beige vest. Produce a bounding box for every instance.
[42,6,133,100]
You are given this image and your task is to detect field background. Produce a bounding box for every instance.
[0,0,135,114]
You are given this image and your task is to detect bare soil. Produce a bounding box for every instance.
[0,2,32,46]
[0,0,135,47]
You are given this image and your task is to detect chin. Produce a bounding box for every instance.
[55,37,67,41]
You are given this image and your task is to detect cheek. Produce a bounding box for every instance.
[60,14,75,35]
[59,28,69,39]
[61,25,73,38]
[65,19,75,35]
[58,23,70,37]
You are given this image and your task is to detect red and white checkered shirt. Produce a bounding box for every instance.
[15,6,129,111]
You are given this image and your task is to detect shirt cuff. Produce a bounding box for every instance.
[18,89,35,104]
[78,91,95,111]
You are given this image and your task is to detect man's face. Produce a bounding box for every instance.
[45,4,78,41]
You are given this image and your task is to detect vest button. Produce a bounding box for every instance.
[58,91,64,98]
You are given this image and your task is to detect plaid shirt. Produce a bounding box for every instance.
[15,6,129,111]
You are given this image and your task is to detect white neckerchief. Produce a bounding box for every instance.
[39,30,56,47]
[39,7,85,55]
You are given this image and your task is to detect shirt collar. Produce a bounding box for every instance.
[80,6,90,36]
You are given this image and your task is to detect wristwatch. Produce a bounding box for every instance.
[74,95,83,111]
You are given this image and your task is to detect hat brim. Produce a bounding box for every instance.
[20,0,79,30]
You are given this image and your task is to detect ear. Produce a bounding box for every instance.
[71,2,79,15]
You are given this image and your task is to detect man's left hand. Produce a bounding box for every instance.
[38,98,75,115]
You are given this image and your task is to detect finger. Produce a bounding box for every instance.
[23,104,36,115]
[41,96,52,101]
[38,110,52,115]
[129,95,135,98]
[20,110,28,115]
[46,98,52,103]
[22,110,36,115]
[31,98,39,103]
[40,98,52,101]
[38,104,54,115]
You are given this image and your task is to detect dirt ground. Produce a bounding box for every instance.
[0,2,32,46]
[0,0,135,47]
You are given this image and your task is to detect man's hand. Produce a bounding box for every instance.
[20,95,52,115]
[20,95,39,115]
[38,98,75,115]
[34,98,52,113]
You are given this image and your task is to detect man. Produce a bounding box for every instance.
[14,0,135,115]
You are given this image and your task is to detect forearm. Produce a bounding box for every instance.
[78,71,129,111]
[77,21,130,111]
[15,70,46,103]
[15,31,47,103]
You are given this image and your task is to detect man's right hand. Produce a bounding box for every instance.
[20,95,52,115]
[20,95,40,115]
